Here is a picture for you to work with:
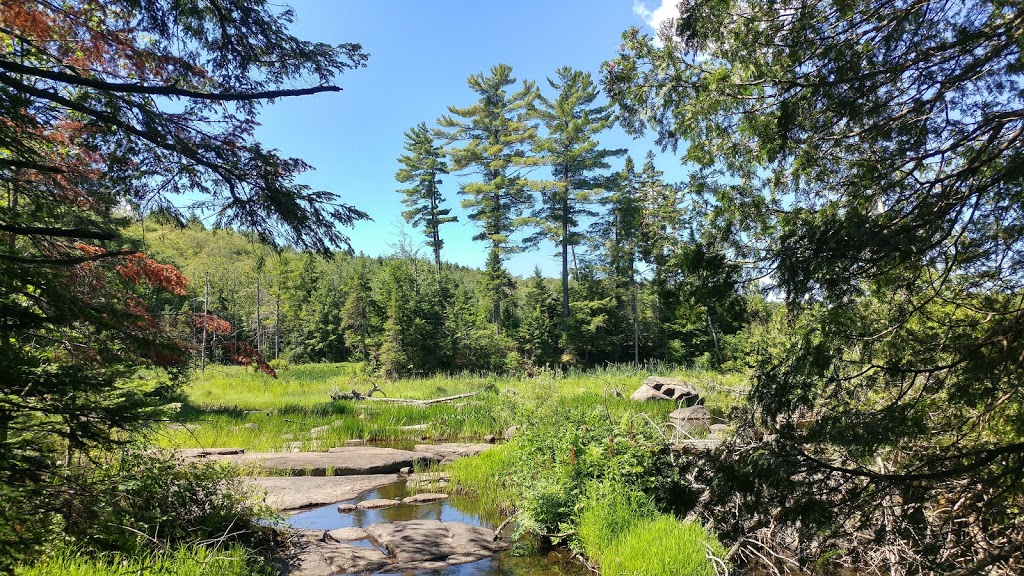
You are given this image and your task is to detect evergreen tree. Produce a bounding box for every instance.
[530,67,625,345]
[395,122,456,275]
[439,64,539,332]
[593,155,644,363]
[0,0,368,563]
[608,1,1024,572]
[518,268,560,367]
[340,259,375,362]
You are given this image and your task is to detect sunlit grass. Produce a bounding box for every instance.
[446,444,518,514]
[157,363,748,451]
[601,515,728,576]
[15,545,269,576]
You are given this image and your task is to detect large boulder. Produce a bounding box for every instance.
[631,376,704,406]
[668,405,712,436]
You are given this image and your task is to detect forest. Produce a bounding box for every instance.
[1,1,1022,576]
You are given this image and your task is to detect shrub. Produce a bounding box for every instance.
[61,448,280,556]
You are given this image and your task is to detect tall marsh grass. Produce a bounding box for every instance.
[160,362,747,451]
[600,515,728,576]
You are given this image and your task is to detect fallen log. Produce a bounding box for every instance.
[366,391,479,405]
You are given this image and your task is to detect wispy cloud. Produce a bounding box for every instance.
[632,0,680,34]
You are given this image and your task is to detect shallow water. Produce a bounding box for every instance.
[285,480,586,576]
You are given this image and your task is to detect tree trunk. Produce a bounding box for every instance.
[561,198,570,336]
[255,272,262,353]
[201,272,209,372]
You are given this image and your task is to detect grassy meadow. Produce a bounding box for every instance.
[155,362,746,452]
[149,362,743,575]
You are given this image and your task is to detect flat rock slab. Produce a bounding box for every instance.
[197,446,440,476]
[402,492,449,504]
[327,527,368,541]
[283,521,508,575]
[243,474,399,511]
[357,498,402,510]
[414,442,494,462]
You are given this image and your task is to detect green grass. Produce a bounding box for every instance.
[156,363,747,452]
[575,480,657,559]
[601,515,728,576]
[446,444,518,513]
[15,545,269,576]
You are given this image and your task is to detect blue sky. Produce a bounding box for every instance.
[252,1,683,277]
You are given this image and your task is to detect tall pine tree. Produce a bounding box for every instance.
[530,67,624,346]
[395,122,455,275]
[439,64,539,332]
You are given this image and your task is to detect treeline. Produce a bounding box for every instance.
[134,216,764,376]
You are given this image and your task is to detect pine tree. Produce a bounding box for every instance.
[439,64,539,332]
[530,67,625,347]
[340,259,375,362]
[518,268,560,367]
[593,155,644,363]
[0,1,368,563]
[395,122,456,275]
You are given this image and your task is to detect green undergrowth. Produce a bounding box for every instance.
[158,363,747,451]
[444,376,731,575]
[601,515,727,576]
[575,481,726,575]
[15,544,270,576]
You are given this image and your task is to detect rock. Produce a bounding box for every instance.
[669,405,712,435]
[399,466,412,475]
[402,493,449,504]
[483,434,496,443]
[197,447,440,476]
[336,503,357,513]
[327,527,367,541]
[282,530,391,575]
[242,474,400,511]
[413,443,493,462]
[504,425,519,441]
[366,519,453,562]
[629,385,672,402]
[363,520,509,565]
[631,376,704,406]
[356,498,402,510]
[710,424,730,435]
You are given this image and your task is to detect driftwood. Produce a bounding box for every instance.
[366,391,479,406]
[330,381,386,401]
[493,513,515,541]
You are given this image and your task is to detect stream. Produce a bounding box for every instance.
[285,480,587,576]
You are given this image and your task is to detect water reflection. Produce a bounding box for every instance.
[285,481,585,576]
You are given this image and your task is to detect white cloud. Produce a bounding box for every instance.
[632,0,680,34]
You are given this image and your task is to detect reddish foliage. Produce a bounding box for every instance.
[193,313,232,335]
[222,341,278,378]
[114,253,189,295]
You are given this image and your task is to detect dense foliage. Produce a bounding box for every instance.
[134,219,756,376]
[606,0,1024,573]
[0,0,365,566]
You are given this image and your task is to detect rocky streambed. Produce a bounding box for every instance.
[179,443,584,575]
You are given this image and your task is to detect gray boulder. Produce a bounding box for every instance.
[631,376,704,406]
[669,405,712,435]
